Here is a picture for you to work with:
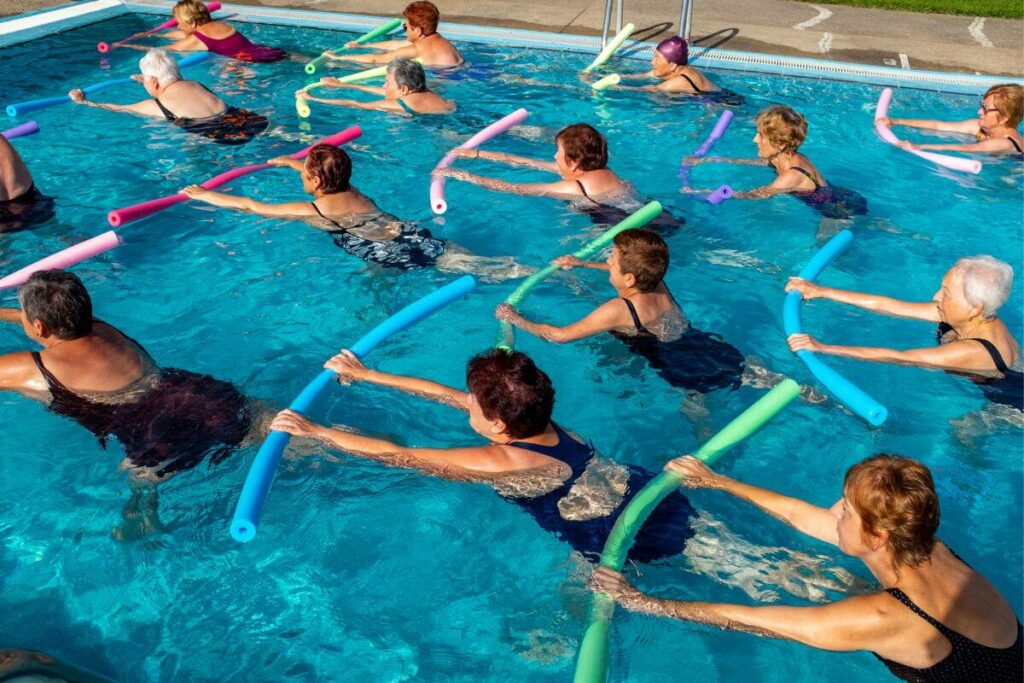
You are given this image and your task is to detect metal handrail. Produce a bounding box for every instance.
[601,0,694,46]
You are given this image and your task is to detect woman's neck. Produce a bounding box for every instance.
[768,150,799,170]
[953,315,994,339]
[614,284,643,299]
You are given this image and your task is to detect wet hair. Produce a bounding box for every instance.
[954,255,1013,319]
[656,36,688,66]
[139,48,182,85]
[404,1,440,35]
[17,269,93,340]
[555,123,608,172]
[466,349,554,440]
[172,0,212,27]
[984,83,1023,128]
[755,106,808,153]
[387,57,428,93]
[613,229,668,293]
[844,454,939,571]
[305,144,352,194]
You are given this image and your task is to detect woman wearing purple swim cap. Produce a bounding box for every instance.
[600,36,720,95]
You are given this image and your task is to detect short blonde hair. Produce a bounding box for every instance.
[755,106,808,153]
[844,454,939,571]
[984,83,1023,128]
[173,0,212,27]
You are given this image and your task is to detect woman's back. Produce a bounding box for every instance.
[157,80,225,119]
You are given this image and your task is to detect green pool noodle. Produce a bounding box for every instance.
[573,378,802,683]
[583,23,635,73]
[496,200,663,350]
[591,74,621,91]
[305,18,403,75]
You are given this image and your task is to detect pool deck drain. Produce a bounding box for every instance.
[1,0,1021,77]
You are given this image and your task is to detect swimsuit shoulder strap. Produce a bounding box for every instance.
[574,179,599,205]
[153,97,177,121]
[970,338,1010,374]
[30,351,66,393]
[310,201,345,229]
[620,297,654,335]
[1007,136,1023,154]
[679,71,702,93]
[396,97,417,115]
[884,588,965,643]
[790,166,820,189]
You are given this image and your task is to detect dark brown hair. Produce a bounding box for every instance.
[555,123,608,172]
[466,350,554,439]
[305,144,352,194]
[844,454,940,571]
[613,229,668,292]
[404,1,440,35]
[18,270,93,340]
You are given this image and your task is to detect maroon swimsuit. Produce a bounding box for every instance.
[194,28,285,62]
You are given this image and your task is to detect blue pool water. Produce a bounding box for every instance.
[0,14,1021,682]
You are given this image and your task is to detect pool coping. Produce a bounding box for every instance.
[1,0,1022,95]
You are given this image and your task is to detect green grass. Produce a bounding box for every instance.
[798,0,1022,19]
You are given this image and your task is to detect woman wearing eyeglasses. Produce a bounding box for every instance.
[877,83,1023,156]
[324,1,463,68]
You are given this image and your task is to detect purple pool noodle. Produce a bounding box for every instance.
[2,121,39,140]
[706,185,733,204]
[679,110,734,185]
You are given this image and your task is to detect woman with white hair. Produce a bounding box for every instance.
[68,49,267,145]
[302,57,454,116]
[787,255,1021,409]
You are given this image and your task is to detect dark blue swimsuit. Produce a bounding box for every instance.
[937,323,1023,411]
[776,164,868,220]
[506,423,695,562]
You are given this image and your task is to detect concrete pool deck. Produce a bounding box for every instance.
[3,0,1022,77]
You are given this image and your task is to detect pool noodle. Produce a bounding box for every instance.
[678,110,733,186]
[0,231,123,291]
[229,274,477,542]
[782,230,888,426]
[583,23,636,73]
[295,83,320,118]
[107,125,362,226]
[2,121,39,140]
[97,1,222,53]
[297,57,424,118]
[304,18,403,75]
[590,74,621,91]
[573,379,801,683]
[874,88,982,175]
[429,108,529,215]
[706,184,733,204]
[5,52,213,118]
[497,201,663,349]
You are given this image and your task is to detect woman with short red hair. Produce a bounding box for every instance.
[325,1,463,68]
[592,454,1022,681]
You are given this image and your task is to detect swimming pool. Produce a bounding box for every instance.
[0,8,1021,682]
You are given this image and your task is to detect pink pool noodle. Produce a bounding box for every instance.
[874,88,982,175]
[97,2,222,53]
[107,125,362,227]
[2,121,39,140]
[0,231,123,291]
[430,108,530,215]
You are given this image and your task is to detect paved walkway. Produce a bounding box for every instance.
[4,0,1022,76]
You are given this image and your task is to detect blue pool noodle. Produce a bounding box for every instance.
[230,275,478,542]
[5,52,213,118]
[783,230,888,426]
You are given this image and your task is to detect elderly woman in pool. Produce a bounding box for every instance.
[433,123,629,202]
[598,36,719,94]
[592,453,1022,680]
[323,1,463,68]
[787,255,1021,410]
[68,48,267,145]
[300,58,454,116]
[269,348,695,563]
[880,83,1023,156]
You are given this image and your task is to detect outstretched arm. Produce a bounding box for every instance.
[432,168,581,198]
[68,89,163,117]
[731,168,808,199]
[785,278,941,322]
[878,116,979,136]
[300,94,404,113]
[901,138,1017,154]
[180,186,313,218]
[788,334,989,373]
[495,299,626,344]
[450,148,559,173]
[332,39,411,54]
[592,568,892,653]
[683,156,769,167]
[318,78,386,96]
[0,309,21,323]
[666,456,838,544]
[338,45,418,64]
[325,351,469,412]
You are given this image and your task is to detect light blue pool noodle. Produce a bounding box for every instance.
[230,275,478,542]
[5,52,213,118]
[783,230,888,426]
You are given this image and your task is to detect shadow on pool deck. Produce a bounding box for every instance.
[3,0,1022,77]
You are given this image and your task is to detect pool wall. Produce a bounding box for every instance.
[2,0,1022,95]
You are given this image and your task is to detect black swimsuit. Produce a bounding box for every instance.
[32,322,251,478]
[0,183,55,233]
[310,203,445,270]
[608,297,745,394]
[771,163,868,220]
[936,323,1023,410]
[154,84,267,145]
[506,423,695,562]
[573,180,684,237]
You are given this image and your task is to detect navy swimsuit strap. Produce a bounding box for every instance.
[620,298,648,334]
[310,201,344,229]
[790,165,820,189]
